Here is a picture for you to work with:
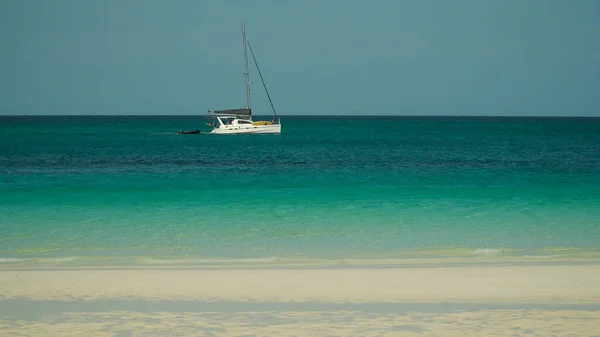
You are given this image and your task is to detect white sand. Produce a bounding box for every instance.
[2,309,600,336]
[2,264,599,302]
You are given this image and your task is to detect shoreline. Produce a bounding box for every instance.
[3,250,600,269]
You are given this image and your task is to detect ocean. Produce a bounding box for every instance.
[1,115,599,266]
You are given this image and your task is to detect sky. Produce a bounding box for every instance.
[1,0,599,116]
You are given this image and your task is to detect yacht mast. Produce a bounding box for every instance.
[241,21,252,113]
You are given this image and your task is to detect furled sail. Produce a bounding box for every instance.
[212,108,252,116]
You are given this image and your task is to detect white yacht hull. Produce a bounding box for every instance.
[210,123,281,134]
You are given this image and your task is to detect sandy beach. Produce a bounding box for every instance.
[2,261,600,336]
[2,264,600,303]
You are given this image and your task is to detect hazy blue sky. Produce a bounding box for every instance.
[1,0,599,116]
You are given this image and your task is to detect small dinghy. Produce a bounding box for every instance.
[177,129,200,134]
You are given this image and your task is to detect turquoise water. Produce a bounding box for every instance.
[1,116,600,263]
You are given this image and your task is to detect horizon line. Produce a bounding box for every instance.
[1,114,599,119]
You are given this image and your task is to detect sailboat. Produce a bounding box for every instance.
[207,22,281,134]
